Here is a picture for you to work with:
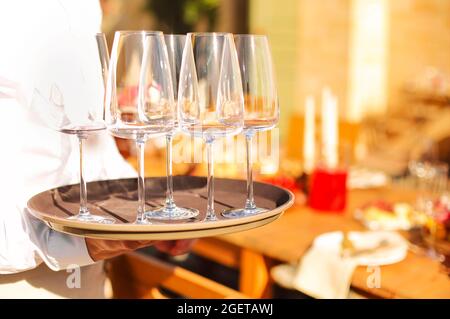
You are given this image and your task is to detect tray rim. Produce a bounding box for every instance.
[46,213,282,240]
[27,176,295,233]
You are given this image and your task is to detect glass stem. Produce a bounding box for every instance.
[206,139,215,220]
[136,139,146,223]
[78,135,89,217]
[165,134,175,211]
[245,131,256,210]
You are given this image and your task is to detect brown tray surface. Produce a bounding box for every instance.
[27,176,294,236]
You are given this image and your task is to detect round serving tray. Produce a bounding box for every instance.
[27,176,294,240]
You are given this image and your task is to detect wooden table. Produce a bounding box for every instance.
[192,187,450,299]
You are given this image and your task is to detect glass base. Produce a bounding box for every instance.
[221,207,267,219]
[204,211,217,222]
[68,212,115,224]
[135,218,151,225]
[146,205,199,220]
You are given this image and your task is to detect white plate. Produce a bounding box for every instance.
[348,168,388,189]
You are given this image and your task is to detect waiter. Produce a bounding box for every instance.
[0,0,192,298]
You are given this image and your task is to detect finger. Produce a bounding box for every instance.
[167,239,197,256]
[122,240,154,250]
[154,240,176,253]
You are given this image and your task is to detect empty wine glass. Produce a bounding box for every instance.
[146,34,199,220]
[105,31,175,224]
[39,33,113,224]
[409,160,449,261]
[222,35,279,219]
[178,32,244,221]
[409,160,449,210]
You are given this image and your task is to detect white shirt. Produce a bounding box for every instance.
[0,0,135,274]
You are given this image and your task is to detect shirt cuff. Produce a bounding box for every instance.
[23,210,95,271]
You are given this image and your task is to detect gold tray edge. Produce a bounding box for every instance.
[49,213,283,240]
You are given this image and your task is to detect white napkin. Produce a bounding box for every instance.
[292,231,408,299]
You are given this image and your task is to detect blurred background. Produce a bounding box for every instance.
[99,0,450,299]
[100,0,450,178]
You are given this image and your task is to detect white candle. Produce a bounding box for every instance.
[329,95,339,168]
[303,96,315,174]
[321,88,339,169]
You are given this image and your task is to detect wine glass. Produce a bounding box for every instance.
[410,161,449,262]
[146,34,199,220]
[178,32,244,221]
[222,34,279,219]
[40,33,114,223]
[409,161,449,210]
[105,31,175,224]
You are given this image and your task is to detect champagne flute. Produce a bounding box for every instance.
[178,32,244,221]
[105,31,175,224]
[146,34,199,220]
[44,33,114,224]
[222,35,279,219]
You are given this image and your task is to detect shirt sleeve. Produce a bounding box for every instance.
[22,211,95,271]
[18,132,136,272]
[0,0,135,274]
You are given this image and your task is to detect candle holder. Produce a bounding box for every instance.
[308,165,348,213]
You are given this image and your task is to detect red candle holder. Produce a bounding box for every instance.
[308,166,348,213]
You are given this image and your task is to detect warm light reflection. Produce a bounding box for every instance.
[260,159,279,175]
[348,0,388,122]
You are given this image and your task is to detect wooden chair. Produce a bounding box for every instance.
[106,252,247,299]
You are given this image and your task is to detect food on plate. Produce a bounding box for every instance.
[356,200,420,230]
